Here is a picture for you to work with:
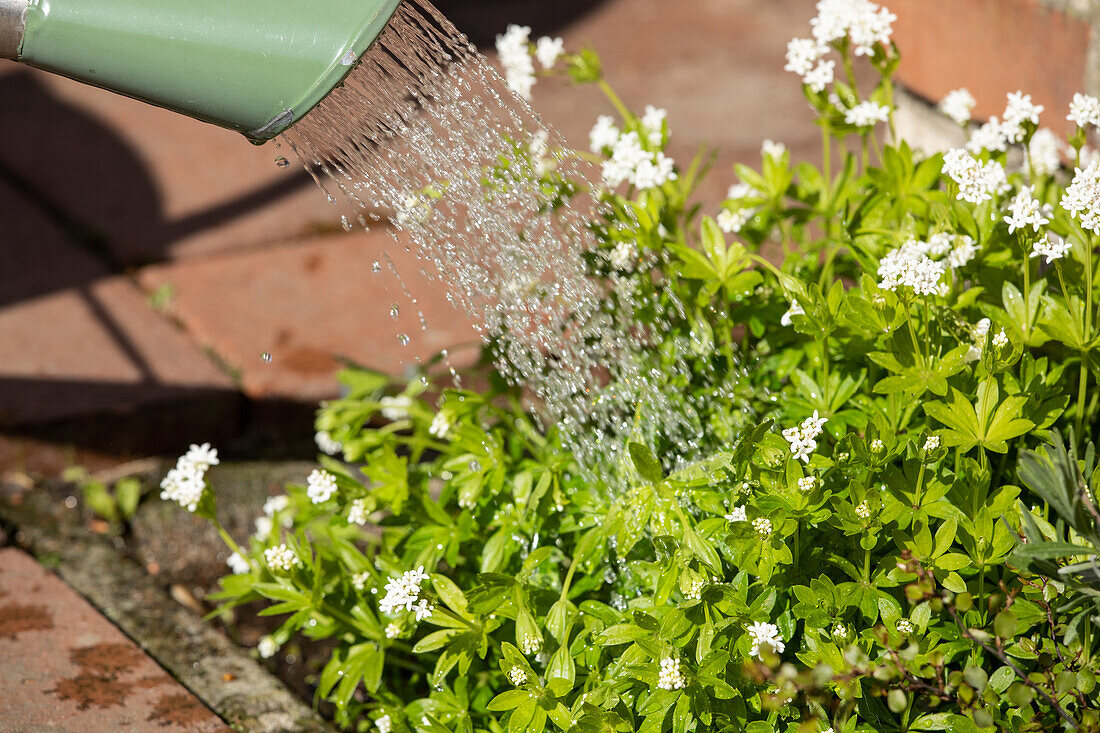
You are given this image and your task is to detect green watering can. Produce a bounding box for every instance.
[0,0,404,142]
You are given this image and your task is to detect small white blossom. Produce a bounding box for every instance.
[641,105,668,147]
[1029,128,1062,177]
[784,37,826,77]
[496,25,536,99]
[306,469,338,504]
[528,130,556,176]
[870,438,884,452]
[1032,232,1072,264]
[413,599,434,622]
[182,443,219,472]
[508,666,528,686]
[798,476,817,492]
[923,435,941,452]
[657,657,687,690]
[609,241,638,271]
[728,182,761,200]
[429,412,452,439]
[315,430,342,456]
[1061,160,1100,235]
[726,505,747,522]
[877,240,946,295]
[752,517,773,537]
[520,632,543,655]
[253,516,273,539]
[534,36,563,70]
[782,410,827,462]
[376,714,393,733]
[762,139,787,159]
[379,566,430,615]
[159,465,206,513]
[348,498,369,526]
[939,88,976,125]
[943,149,1009,204]
[896,618,915,635]
[227,551,252,575]
[352,571,371,591]
[746,621,786,659]
[257,636,279,659]
[1069,93,1100,128]
[684,577,705,601]
[589,115,620,154]
[1003,91,1043,135]
[803,60,835,93]
[379,395,413,421]
[781,299,804,326]
[264,544,300,572]
[718,208,752,234]
[1004,186,1053,234]
[992,328,1009,349]
[832,622,847,637]
[855,500,872,519]
[967,117,1009,154]
[385,622,401,639]
[810,0,895,55]
[844,101,890,129]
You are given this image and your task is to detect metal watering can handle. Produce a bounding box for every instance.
[0,0,404,142]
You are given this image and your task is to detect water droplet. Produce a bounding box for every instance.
[261,352,272,363]
[390,303,400,319]
[397,333,410,346]
[274,156,290,168]
[371,261,382,274]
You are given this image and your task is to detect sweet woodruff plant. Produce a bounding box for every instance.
[159,0,1100,730]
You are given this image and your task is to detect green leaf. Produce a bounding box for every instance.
[628,442,664,482]
[488,690,534,712]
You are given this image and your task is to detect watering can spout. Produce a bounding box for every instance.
[0,0,404,142]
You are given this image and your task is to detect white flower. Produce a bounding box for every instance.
[306,469,338,504]
[257,636,279,659]
[528,130,556,176]
[348,498,369,526]
[602,131,676,189]
[1069,93,1100,128]
[992,328,1009,349]
[728,182,761,200]
[413,599,434,622]
[947,235,979,269]
[253,516,273,539]
[376,714,393,733]
[394,193,432,226]
[762,139,787,159]
[1004,186,1053,234]
[781,299,805,326]
[803,60,835,92]
[159,465,206,513]
[227,551,252,575]
[967,117,1009,153]
[632,152,677,190]
[534,36,564,69]
[855,500,872,519]
[508,666,528,686]
[1029,128,1062,177]
[752,516,773,537]
[641,105,668,147]
[923,435,941,452]
[785,37,827,77]
[943,149,1009,204]
[520,632,543,655]
[684,577,705,601]
[747,621,786,659]
[314,430,342,456]
[726,505,747,522]
[798,476,817,492]
[589,115,620,153]
[429,411,452,440]
[1003,91,1043,135]
[870,438,884,452]
[609,241,638,271]
[1062,159,1100,235]
[896,618,915,635]
[809,0,895,55]
[385,622,401,639]
[264,544,300,572]
[496,25,536,100]
[782,411,827,462]
[379,395,413,421]
[718,208,752,234]
[182,443,219,472]
[1032,232,1072,264]
[657,656,687,690]
[352,571,371,591]
[877,240,946,295]
[844,101,890,129]
[939,88,976,125]
[832,622,847,637]
[379,566,431,615]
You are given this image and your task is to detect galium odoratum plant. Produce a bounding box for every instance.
[162,0,1100,730]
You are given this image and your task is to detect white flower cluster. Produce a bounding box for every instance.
[876,239,948,296]
[992,328,1009,349]
[258,636,279,659]
[1029,128,1062,178]
[1069,93,1100,129]
[314,430,342,456]
[1032,233,1072,264]
[263,494,289,516]
[896,618,915,635]
[684,577,705,601]
[923,435,940,452]
[1003,186,1052,235]
[306,469,338,504]
[844,101,890,129]
[348,498,369,526]
[942,148,1009,205]
[520,632,543,655]
[747,621,786,659]
[965,318,992,363]
[379,566,434,621]
[379,395,413,421]
[227,551,252,575]
[352,571,371,592]
[589,115,620,153]
[870,438,884,452]
[1062,160,1100,235]
[609,241,638,271]
[781,299,805,326]
[496,25,536,99]
[385,622,401,639]
[753,517,773,537]
[528,130,556,177]
[798,476,817,492]
[657,657,687,690]
[429,411,452,439]
[832,622,847,637]
[600,131,677,190]
[508,666,528,686]
[535,36,564,70]
[783,410,828,463]
[159,443,219,513]
[264,543,300,572]
[939,88,976,125]
[762,139,787,159]
[967,91,1043,152]
[855,500,872,519]
[376,714,393,733]
[725,505,747,522]
[718,208,753,234]
[785,0,894,91]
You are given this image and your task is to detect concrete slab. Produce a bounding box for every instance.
[137,229,479,402]
[0,547,229,732]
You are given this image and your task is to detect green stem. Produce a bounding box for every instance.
[1021,235,1031,335]
[903,297,924,367]
[914,463,926,509]
[921,296,932,363]
[560,556,579,602]
[822,125,832,214]
[863,544,871,583]
[883,77,897,143]
[597,80,632,122]
[214,521,243,558]
[1078,352,1090,440]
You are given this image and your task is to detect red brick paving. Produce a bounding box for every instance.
[0,547,229,732]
